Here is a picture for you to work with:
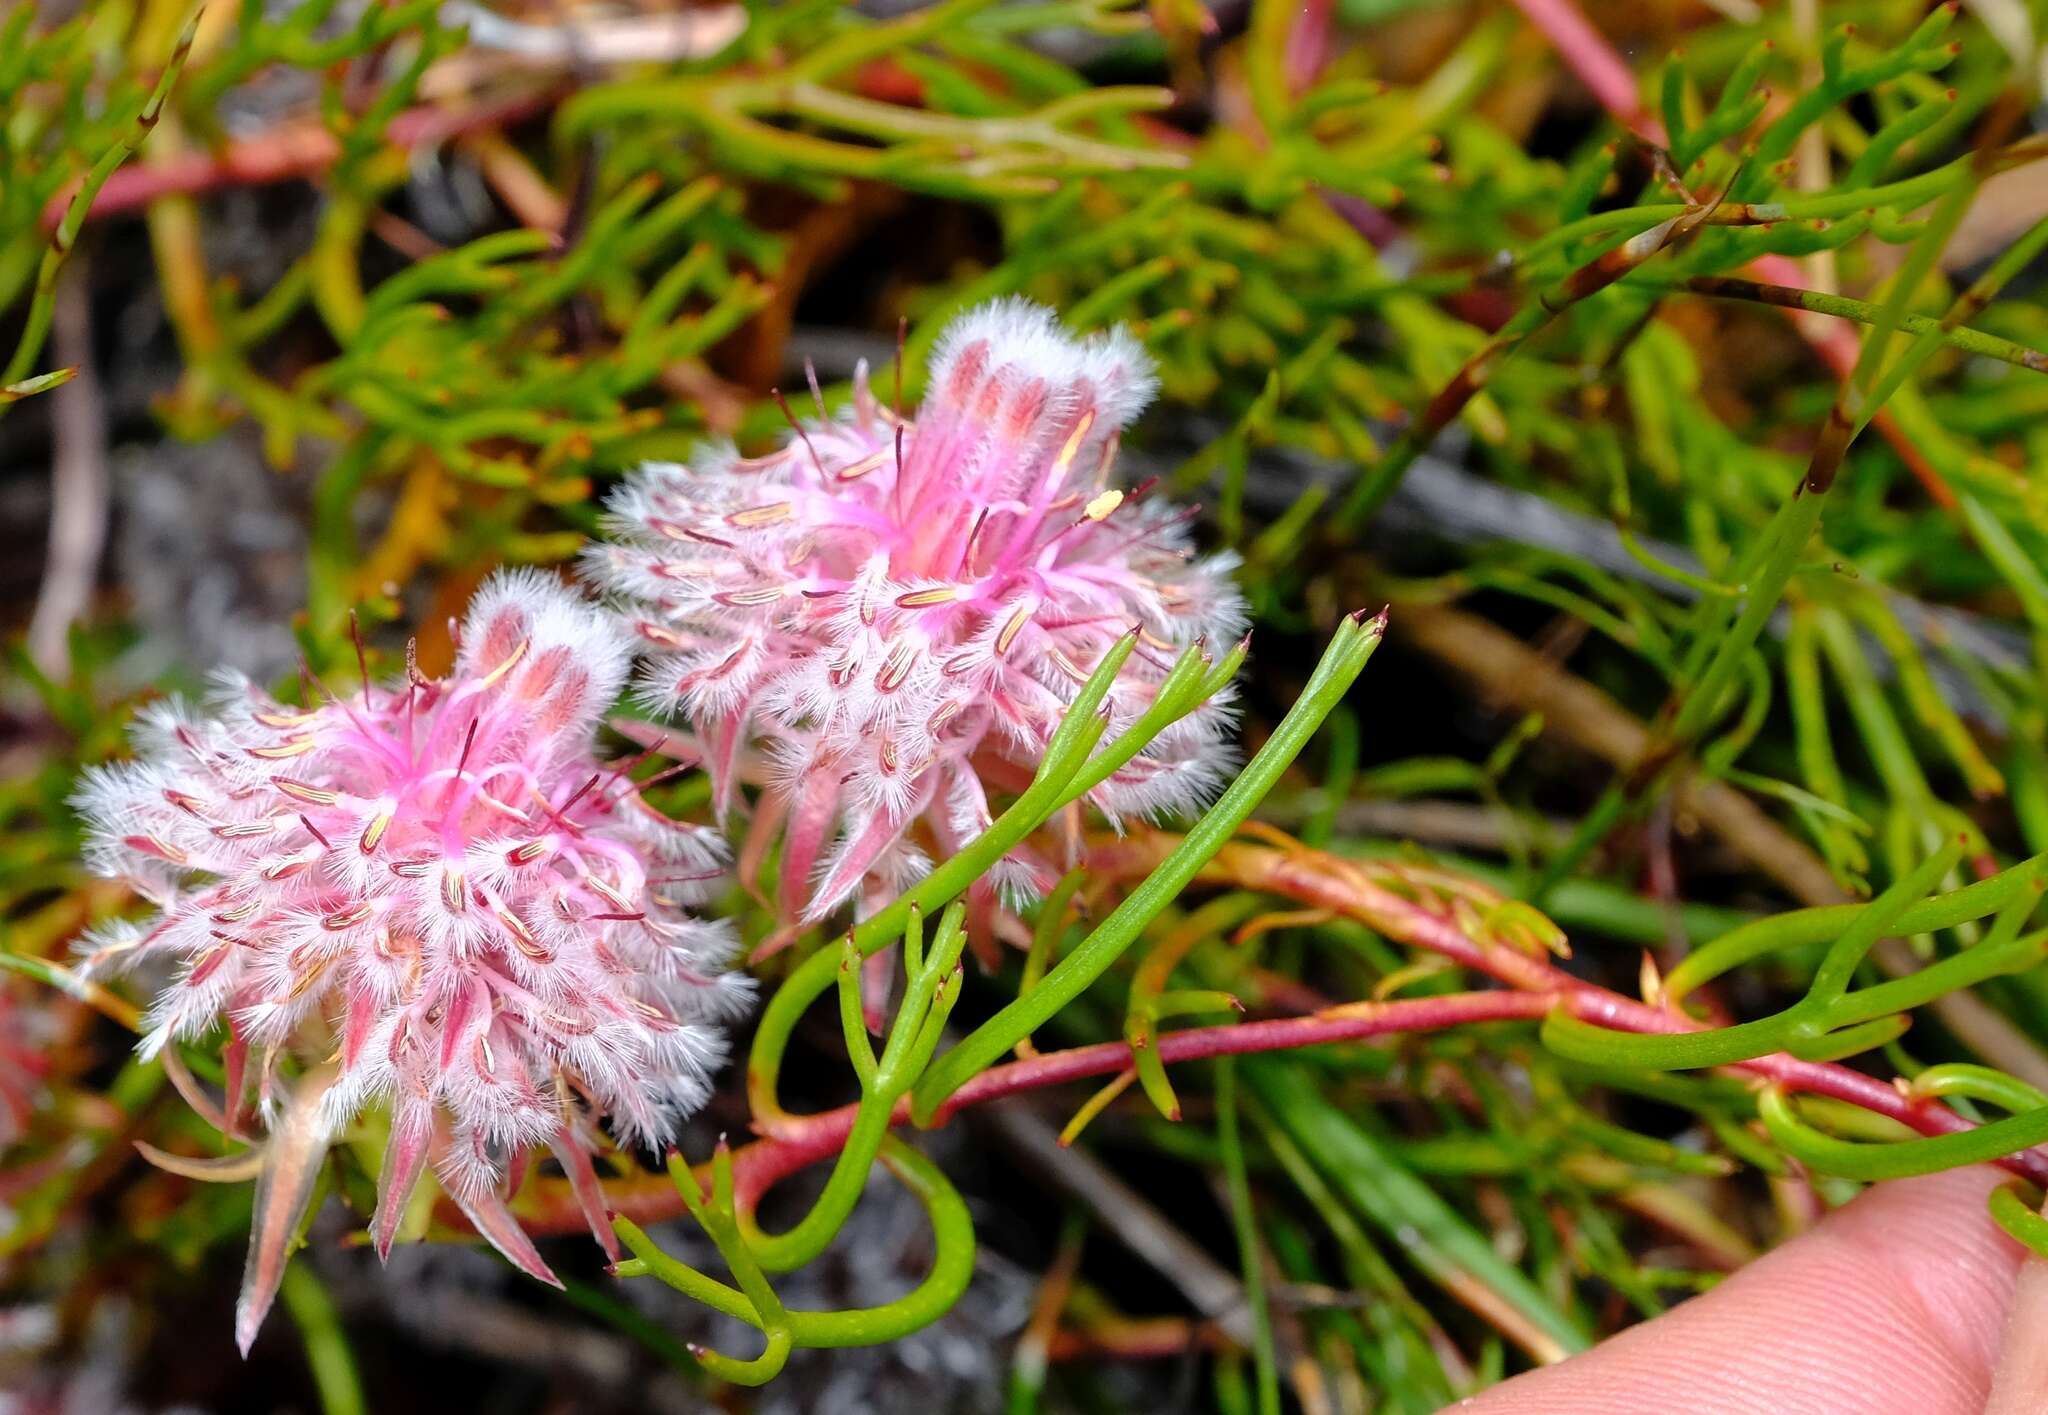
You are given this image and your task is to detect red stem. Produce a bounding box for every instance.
[1507,0,1663,141]
[1285,0,1337,96]
[1165,839,2034,1169]
[507,838,2048,1236]
[39,91,560,234]
[534,988,1561,1229]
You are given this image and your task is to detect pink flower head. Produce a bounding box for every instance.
[73,571,746,1345]
[588,299,1246,921]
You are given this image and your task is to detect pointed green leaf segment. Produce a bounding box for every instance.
[1543,845,2048,1071]
[619,613,1380,1373]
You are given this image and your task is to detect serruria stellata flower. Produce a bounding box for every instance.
[586,299,1247,922]
[72,570,748,1353]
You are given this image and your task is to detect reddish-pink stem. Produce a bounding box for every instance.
[1285,0,1337,96]
[506,836,2048,1236]
[1508,0,1663,142]
[520,988,1562,1231]
[40,91,559,233]
[736,989,1569,1205]
[1168,840,2034,1168]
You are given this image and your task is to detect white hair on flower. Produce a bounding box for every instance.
[586,299,1246,926]
[72,569,746,1351]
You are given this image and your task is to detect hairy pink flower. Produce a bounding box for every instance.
[588,300,1246,921]
[73,571,746,1350]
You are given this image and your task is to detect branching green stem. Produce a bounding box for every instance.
[1546,848,2048,1070]
[747,631,1245,1123]
[910,611,1385,1122]
[741,904,968,1272]
[611,1138,975,1372]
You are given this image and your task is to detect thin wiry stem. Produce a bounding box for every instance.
[506,831,2048,1241]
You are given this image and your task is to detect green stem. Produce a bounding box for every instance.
[1913,1065,2048,1116]
[1666,852,2048,1003]
[1543,839,1972,1070]
[1809,837,1964,1003]
[1517,149,2010,269]
[1638,275,2046,374]
[1864,213,2048,415]
[1217,1058,1279,1415]
[280,1265,366,1415]
[1020,869,1087,1000]
[748,634,1233,1121]
[912,612,1385,1123]
[614,1139,975,1349]
[1760,1088,2048,1181]
[745,905,969,1272]
[1989,1184,2048,1260]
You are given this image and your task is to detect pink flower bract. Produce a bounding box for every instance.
[589,300,1246,920]
[74,571,747,1349]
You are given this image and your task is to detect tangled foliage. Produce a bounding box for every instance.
[4,1,2048,1411]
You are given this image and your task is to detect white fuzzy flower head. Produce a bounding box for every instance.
[588,300,1246,922]
[72,571,748,1340]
